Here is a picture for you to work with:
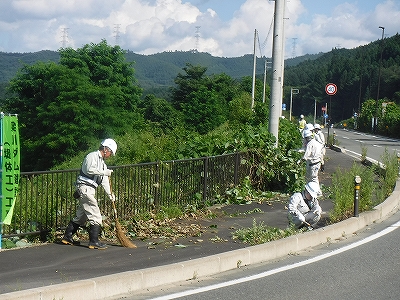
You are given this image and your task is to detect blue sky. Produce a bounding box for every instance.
[0,0,399,57]
[182,0,243,21]
[184,1,388,22]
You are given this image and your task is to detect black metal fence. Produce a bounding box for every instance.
[2,152,250,238]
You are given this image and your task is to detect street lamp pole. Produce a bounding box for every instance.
[375,26,385,132]
[289,88,299,121]
[314,98,317,125]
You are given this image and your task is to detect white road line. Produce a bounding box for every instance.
[152,220,400,300]
[342,149,361,160]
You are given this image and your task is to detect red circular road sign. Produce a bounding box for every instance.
[325,83,337,95]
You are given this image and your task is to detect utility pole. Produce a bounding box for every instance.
[375,26,385,132]
[269,0,286,146]
[262,59,271,103]
[289,87,299,121]
[251,29,257,109]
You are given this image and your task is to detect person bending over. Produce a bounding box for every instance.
[288,182,322,229]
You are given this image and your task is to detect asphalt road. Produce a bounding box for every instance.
[331,128,400,162]
[113,208,400,300]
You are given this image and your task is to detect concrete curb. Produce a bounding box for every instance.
[2,165,400,300]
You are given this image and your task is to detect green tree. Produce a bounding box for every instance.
[379,101,400,136]
[358,99,377,132]
[3,41,143,171]
[228,91,253,125]
[171,63,232,134]
[138,94,184,132]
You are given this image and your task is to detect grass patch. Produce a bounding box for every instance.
[232,219,297,245]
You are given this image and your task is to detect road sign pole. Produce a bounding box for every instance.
[325,83,337,143]
[325,102,328,126]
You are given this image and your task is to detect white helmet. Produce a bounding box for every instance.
[304,123,314,131]
[302,129,313,138]
[300,114,304,119]
[314,124,321,130]
[101,138,117,156]
[305,182,320,198]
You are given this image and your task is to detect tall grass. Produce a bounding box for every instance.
[379,149,399,199]
[329,150,399,222]
[329,163,375,222]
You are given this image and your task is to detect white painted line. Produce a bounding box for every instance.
[152,220,400,300]
[342,149,361,159]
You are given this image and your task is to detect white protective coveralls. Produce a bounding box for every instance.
[288,188,322,228]
[303,137,324,186]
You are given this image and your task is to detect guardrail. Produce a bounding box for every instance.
[3,152,250,238]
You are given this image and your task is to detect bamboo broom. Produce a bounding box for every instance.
[109,177,137,248]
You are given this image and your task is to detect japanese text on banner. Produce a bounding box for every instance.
[1,115,20,225]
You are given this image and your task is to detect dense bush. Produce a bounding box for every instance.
[353,97,400,137]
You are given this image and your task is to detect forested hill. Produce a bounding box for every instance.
[0,49,322,98]
[284,33,400,122]
[124,51,323,88]
[2,32,399,124]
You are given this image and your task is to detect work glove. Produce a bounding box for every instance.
[104,169,113,176]
[313,207,322,215]
[109,193,116,202]
[298,214,305,223]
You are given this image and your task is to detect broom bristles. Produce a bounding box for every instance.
[115,220,137,248]
[109,177,137,248]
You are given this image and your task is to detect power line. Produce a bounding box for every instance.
[257,17,274,58]
[261,17,274,53]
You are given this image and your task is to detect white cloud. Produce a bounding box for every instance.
[0,0,399,56]
[285,0,400,57]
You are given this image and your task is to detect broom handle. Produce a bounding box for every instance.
[109,176,119,221]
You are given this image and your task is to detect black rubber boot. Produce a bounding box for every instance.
[61,221,80,245]
[88,224,107,250]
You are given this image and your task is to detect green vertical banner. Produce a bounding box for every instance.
[1,113,20,248]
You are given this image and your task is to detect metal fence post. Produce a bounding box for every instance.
[154,162,160,208]
[234,152,240,186]
[202,157,208,203]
